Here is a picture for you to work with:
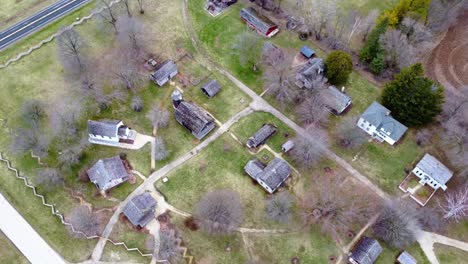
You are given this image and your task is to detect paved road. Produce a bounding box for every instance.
[0,193,66,264]
[0,0,90,51]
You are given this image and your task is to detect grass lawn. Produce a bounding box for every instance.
[172,214,249,264]
[157,133,283,229]
[101,243,150,264]
[102,220,152,263]
[0,165,97,262]
[230,111,295,153]
[0,231,29,264]
[434,244,468,264]
[248,226,338,263]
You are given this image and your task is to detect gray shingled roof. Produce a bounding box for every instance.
[201,79,221,97]
[247,124,277,148]
[244,158,291,193]
[123,193,157,227]
[240,7,276,36]
[322,86,352,114]
[350,237,382,264]
[361,101,408,142]
[88,120,121,138]
[244,159,266,178]
[416,154,453,186]
[258,158,291,190]
[151,60,177,84]
[397,251,417,264]
[87,156,129,191]
[281,140,294,152]
[174,101,215,139]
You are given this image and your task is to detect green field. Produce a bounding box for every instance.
[435,244,468,264]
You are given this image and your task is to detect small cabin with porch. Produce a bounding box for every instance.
[87,156,130,192]
[88,119,136,147]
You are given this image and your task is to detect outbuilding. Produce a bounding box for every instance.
[240,7,279,38]
[246,124,277,149]
[201,79,221,97]
[150,60,178,87]
[174,101,216,139]
[300,46,315,58]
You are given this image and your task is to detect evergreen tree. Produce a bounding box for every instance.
[382,64,444,127]
[325,51,353,86]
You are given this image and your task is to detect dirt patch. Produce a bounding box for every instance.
[426,10,468,95]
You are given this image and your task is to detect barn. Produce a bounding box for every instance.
[240,7,279,38]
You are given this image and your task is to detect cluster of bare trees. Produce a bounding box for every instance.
[290,0,379,51]
[379,17,435,70]
[299,173,377,241]
[34,168,64,191]
[440,90,468,178]
[146,106,170,136]
[158,229,182,262]
[233,31,262,70]
[335,115,367,149]
[196,190,243,234]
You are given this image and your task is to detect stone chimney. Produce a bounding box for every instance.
[171,89,183,108]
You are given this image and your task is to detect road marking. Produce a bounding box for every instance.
[0,0,85,43]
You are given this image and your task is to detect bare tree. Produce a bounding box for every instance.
[291,130,329,169]
[97,0,120,32]
[263,64,298,107]
[154,137,168,161]
[196,190,243,234]
[266,192,294,224]
[417,207,443,232]
[440,185,468,222]
[335,116,366,149]
[67,206,103,237]
[20,100,45,129]
[300,173,376,240]
[158,230,182,262]
[373,200,420,249]
[58,136,88,167]
[146,106,169,136]
[49,98,83,139]
[121,0,132,17]
[232,31,262,70]
[35,168,64,191]
[379,29,413,69]
[360,9,379,41]
[262,42,285,68]
[415,128,433,147]
[116,16,148,53]
[131,95,143,112]
[301,0,338,40]
[57,27,87,76]
[136,0,145,14]
[296,91,330,127]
